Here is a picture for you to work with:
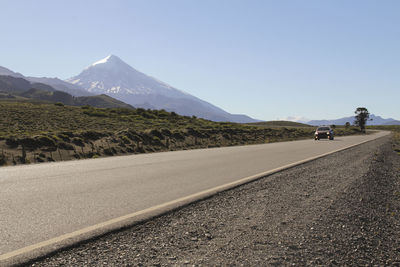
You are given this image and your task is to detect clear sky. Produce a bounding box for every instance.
[1,0,399,121]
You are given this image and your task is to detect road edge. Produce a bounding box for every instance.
[1,132,390,266]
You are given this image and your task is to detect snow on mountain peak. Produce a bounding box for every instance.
[91,55,113,66]
[85,55,126,70]
[69,55,182,96]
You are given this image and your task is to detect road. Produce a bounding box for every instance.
[28,133,399,266]
[0,131,388,264]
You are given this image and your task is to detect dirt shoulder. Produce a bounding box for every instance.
[25,135,399,266]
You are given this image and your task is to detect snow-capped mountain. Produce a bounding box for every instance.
[66,55,259,123]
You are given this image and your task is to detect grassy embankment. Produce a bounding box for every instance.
[0,101,363,166]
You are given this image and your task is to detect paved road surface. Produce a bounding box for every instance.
[0,131,388,259]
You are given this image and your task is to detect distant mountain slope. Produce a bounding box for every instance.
[0,75,32,94]
[66,55,259,123]
[0,66,24,78]
[0,66,91,96]
[307,114,399,126]
[248,120,311,127]
[383,120,400,125]
[0,75,133,109]
[26,76,92,97]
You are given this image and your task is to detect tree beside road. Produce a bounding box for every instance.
[354,107,370,132]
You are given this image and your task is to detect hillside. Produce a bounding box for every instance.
[0,101,362,166]
[0,75,133,109]
[0,65,91,96]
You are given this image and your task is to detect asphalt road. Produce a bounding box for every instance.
[0,131,388,261]
[28,133,399,266]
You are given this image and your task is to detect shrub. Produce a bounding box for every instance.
[57,134,71,142]
[5,138,19,148]
[36,136,56,147]
[72,137,85,146]
[81,131,104,141]
[83,110,108,117]
[17,155,29,164]
[58,142,74,150]
[172,131,185,140]
[0,154,7,166]
[222,133,231,139]
[54,102,64,107]
[150,129,164,140]
[86,152,95,158]
[121,135,131,144]
[103,148,114,155]
[152,136,163,146]
[125,130,139,141]
[157,109,169,118]
[127,132,141,142]
[60,131,74,137]
[187,128,203,138]
[141,112,156,119]
[161,128,172,136]
[19,137,38,150]
[35,157,45,162]
[136,108,145,114]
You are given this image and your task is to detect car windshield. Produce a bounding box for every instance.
[317,127,330,131]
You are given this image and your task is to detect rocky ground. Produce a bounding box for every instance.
[25,135,399,266]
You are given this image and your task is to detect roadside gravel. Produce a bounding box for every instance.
[26,135,400,266]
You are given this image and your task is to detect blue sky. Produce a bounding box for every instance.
[1,0,399,121]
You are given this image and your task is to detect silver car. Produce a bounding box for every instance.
[314,126,334,140]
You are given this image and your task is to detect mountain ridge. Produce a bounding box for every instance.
[67,55,260,123]
[0,75,133,109]
[307,114,400,126]
[0,66,92,96]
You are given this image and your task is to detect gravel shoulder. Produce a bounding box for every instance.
[25,135,400,266]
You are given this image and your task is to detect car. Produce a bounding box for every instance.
[314,126,334,140]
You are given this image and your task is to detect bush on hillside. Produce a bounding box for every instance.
[5,138,19,148]
[36,136,56,147]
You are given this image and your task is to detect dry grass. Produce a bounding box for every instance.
[0,101,364,166]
